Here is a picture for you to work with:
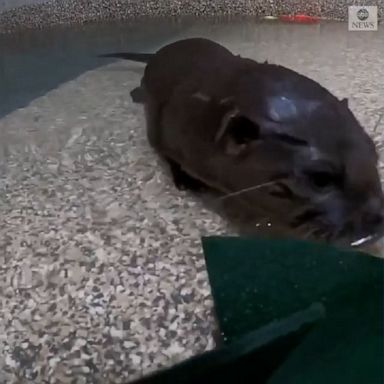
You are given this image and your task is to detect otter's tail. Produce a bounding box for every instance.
[98,52,153,63]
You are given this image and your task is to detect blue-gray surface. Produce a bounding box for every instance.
[0,19,186,118]
[0,0,46,11]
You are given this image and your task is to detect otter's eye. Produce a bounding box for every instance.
[305,170,340,189]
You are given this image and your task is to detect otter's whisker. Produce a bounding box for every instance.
[268,182,296,200]
[303,226,327,241]
[219,179,283,201]
[302,226,320,240]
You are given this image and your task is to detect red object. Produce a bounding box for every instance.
[279,14,320,24]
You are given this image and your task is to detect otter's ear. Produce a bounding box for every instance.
[340,98,348,107]
[214,109,260,156]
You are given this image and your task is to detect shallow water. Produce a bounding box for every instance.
[0,17,383,383]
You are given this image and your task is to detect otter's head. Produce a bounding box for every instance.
[215,69,384,247]
[287,104,384,247]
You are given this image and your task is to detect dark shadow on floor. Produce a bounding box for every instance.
[0,18,188,118]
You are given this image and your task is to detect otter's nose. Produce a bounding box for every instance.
[358,197,384,234]
[363,211,384,229]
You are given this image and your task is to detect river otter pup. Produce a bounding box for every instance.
[100,37,384,248]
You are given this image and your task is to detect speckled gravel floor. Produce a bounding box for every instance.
[0,20,383,384]
[1,0,383,33]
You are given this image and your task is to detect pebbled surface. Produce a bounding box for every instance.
[0,19,383,384]
[0,0,383,34]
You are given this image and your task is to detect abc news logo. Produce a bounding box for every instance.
[348,6,378,31]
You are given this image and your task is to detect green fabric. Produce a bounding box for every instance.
[132,236,383,383]
[202,236,384,383]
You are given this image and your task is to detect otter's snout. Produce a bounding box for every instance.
[317,193,384,247]
[356,197,384,236]
[338,194,384,247]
